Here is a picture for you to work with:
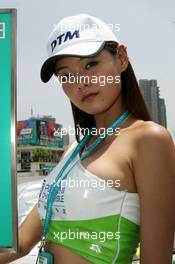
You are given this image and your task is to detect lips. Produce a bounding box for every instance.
[81,92,99,102]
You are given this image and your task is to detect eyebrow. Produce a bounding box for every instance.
[55,66,68,73]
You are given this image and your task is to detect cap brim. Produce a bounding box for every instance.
[40,41,105,83]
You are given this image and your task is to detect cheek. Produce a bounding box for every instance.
[62,85,74,98]
[100,83,121,102]
[62,85,80,106]
[95,63,121,93]
[97,63,122,102]
[93,63,121,89]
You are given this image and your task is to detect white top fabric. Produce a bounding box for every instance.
[38,141,140,224]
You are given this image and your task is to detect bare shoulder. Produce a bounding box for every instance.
[60,141,77,161]
[129,120,175,184]
[131,120,175,191]
[132,120,174,150]
[60,144,71,161]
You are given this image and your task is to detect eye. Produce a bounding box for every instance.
[85,61,99,70]
[58,73,71,83]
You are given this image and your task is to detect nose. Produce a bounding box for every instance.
[77,71,92,90]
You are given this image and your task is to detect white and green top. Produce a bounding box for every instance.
[37,141,140,264]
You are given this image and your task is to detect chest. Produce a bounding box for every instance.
[38,137,139,222]
[79,136,137,193]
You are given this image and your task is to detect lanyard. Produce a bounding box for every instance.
[41,110,130,241]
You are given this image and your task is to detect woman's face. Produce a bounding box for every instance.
[55,45,128,115]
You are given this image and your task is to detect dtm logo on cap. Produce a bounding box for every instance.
[51,30,80,53]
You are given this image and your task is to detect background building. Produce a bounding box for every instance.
[17,115,69,177]
[139,79,167,127]
[158,98,167,128]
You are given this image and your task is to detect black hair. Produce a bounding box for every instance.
[69,41,152,142]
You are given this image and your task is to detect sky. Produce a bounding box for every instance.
[1,0,175,141]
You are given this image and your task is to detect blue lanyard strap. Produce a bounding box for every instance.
[41,110,130,239]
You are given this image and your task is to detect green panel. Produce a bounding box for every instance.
[43,215,140,264]
[0,12,12,247]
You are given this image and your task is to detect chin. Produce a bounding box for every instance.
[81,106,109,115]
[73,99,116,115]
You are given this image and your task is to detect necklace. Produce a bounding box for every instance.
[82,113,131,154]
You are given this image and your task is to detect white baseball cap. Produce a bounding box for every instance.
[40,13,120,83]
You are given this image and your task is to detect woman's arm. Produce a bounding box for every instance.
[133,123,175,264]
[0,204,42,264]
[0,143,73,263]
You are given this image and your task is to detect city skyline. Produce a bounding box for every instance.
[139,79,167,128]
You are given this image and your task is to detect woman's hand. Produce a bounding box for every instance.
[0,204,42,264]
[133,122,175,264]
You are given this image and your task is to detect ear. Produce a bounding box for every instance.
[117,44,129,72]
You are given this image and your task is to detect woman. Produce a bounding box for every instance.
[0,14,175,264]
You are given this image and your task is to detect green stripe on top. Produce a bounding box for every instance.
[43,214,140,264]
